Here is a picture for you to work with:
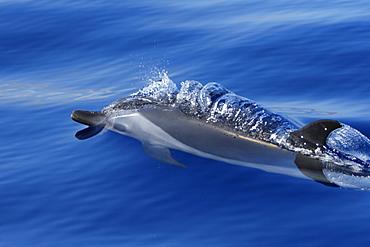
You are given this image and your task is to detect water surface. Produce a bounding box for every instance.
[1,0,370,246]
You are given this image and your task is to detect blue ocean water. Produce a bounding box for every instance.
[1,0,370,246]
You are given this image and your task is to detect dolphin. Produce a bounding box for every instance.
[71,78,370,189]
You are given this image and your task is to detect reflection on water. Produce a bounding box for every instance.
[270,106,336,117]
[0,81,135,105]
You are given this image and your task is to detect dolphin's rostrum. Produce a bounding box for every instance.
[71,75,370,190]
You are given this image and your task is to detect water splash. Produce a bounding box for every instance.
[323,169,370,190]
[105,73,300,147]
[132,70,178,103]
[177,80,300,146]
[102,71,178,112]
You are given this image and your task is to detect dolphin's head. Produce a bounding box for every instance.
[70,97,139,140]
[71,94,170,140]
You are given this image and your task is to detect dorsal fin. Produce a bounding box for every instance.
[288,119,342,150]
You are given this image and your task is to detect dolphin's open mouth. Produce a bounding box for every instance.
[71,110,106,140]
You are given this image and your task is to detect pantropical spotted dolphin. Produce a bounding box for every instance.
[71,77,370,189]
